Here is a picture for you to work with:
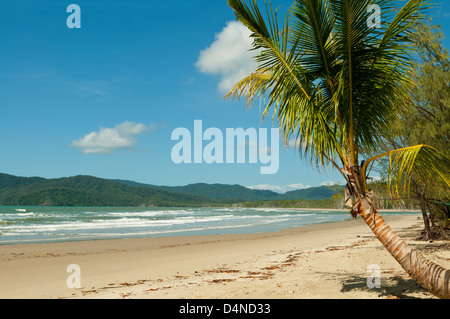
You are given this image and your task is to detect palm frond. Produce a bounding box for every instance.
[227,0,346,168]
[228,0,312,101]
[362,145,450,196]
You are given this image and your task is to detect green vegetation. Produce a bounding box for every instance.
[117,180,341,201]
[395,21,450,238]
[138,183,282,201]
[0,173,345,208]
[0,173,220,207]
[278,186,340,201]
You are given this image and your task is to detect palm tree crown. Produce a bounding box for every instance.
[227,0,449,195]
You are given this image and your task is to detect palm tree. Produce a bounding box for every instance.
[226,0,450,298]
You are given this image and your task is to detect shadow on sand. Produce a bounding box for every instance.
[340,273,434,299]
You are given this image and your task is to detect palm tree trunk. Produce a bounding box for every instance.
[361,208,450,299]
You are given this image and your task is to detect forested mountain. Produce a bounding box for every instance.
[279,186,340,201]
[115,180,342,201]
[134,183,281,201]
[0,173,341,207]
[0,173,215,207]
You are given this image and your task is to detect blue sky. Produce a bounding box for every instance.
[0,1,449,192]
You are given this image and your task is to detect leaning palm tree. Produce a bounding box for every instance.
[226,0,450,298]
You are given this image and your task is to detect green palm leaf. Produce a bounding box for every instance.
[363,145,450,197]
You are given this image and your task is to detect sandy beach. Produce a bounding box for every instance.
[0,214,448,299]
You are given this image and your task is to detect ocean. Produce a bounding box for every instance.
[0,206,418,245]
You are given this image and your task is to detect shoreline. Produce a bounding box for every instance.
[290,208,421,212]
[0,208,421,247]
[1,214,446,299]
[0,205,421,211]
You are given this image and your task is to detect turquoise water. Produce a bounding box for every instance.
[0,206,418,245]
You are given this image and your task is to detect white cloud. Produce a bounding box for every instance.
[319,181,345,187]
[195,21,257,94]
[71,121,153,155]
[247,183,311,194]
